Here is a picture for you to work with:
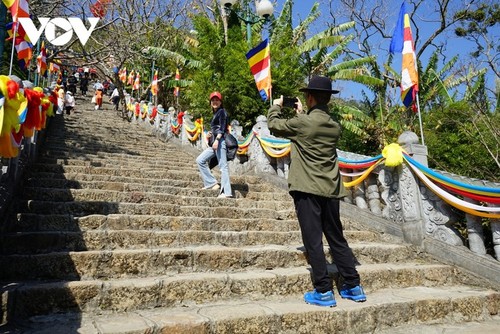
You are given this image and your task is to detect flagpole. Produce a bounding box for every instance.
[8,14,19,75]
[34,39,41,86]
[415,93,425,145]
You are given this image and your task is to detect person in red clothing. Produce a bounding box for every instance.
[94,89,103,110]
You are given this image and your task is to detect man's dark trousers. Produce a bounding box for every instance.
[291,191,360,293]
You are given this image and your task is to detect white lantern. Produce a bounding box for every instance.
[220,0,238,7]
[256,0,274,18]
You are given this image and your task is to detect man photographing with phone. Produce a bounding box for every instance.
[267,75,366,307]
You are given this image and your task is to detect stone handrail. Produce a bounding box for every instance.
[131,108,500,285]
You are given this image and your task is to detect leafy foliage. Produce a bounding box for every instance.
[423,101,499,181]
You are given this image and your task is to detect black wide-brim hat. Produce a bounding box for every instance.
[299,75,340,94]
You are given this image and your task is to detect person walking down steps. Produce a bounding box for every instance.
[64,91,75,115]
[93,81,104,110]
[196,91,233,198]
[267,75,367,307]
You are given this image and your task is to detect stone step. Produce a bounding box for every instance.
[24,176,280,193]
[16,200,296,220]
[1,264,472,321]
[8,286,498,334]
[1,230,380,254]
[10,214,308,233]
[30,162,200,174]
[28,165,204,180]
[39,144,191,159]
[37,156,198,168]
[0,243,419,281]
[20,188,292,206]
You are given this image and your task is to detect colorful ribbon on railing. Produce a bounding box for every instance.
[185,119,203,142]
[404,155,500,218]
[343,159,383,188]
[254,133,291,158]
[171,119,181,135]
[339,154,383,170]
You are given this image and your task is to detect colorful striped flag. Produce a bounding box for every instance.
[3,0,32,71]
[6,21,30,43]
[390,1,419,110]
[49,61,60,73]
[151,70,158,96]
[10,0,30,22]
[246,38,272,101]
[133,72,140,90]
[127,70,135,86]
[36,40,47,76]
[173,68,180,97]
[119,67,127,83]
[14,36,32,70]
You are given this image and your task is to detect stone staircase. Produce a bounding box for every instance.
[0,100,499,333]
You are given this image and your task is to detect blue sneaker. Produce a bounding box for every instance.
[339,285,366,302]
[304,289,337,307]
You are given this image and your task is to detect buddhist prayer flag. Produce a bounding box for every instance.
[246,38,272,101]
[119,67,127,83]
[4,0,32,71]
[173,68,180,97]
[390,1,419,110]
[49,61,60,73]
[151,70,158,96]
[9,0,30,22]
[36,40,47,76]
[127,70,135,85]
[14,36,32,70]
[133,72,140,90]
[6,21,29,43]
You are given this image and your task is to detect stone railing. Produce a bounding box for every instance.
[116,108,500,285]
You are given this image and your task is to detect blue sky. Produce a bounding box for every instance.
[261,0,494,103]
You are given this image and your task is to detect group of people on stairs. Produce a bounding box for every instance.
[195,76,367,307]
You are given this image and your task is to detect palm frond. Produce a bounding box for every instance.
[292,2,320,43]
[331,70,385,88]
[270,0,293,41]
[164,79,193,89]
[144,46,186,65]
[298,22,355,53]
[328,56,374,73]
[444,68,486,89]
[436,55,458,78]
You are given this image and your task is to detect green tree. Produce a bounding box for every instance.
[424,101,499,181]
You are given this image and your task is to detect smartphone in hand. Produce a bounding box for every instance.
[283,97,298,108]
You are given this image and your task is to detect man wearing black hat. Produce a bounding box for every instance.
[267,75,366,307]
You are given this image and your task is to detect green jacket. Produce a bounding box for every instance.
[267,104,347,198]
